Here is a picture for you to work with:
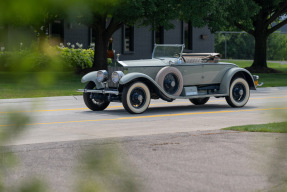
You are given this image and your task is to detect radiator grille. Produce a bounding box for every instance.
[107,66,124,88]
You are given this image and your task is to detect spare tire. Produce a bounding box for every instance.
[155,66,184,96]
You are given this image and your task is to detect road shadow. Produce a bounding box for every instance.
[143,104,256,115]
[80,103,258,117]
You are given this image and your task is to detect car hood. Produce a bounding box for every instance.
[118,59,167,67]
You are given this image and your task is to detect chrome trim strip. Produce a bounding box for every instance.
[77,89,119,95]
[118,61,127,67]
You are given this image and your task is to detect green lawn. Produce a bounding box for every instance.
[0,72,83,99]
[225,60,287,87]
[222,121,287,133]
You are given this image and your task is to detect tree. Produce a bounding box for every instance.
[206,0,287,73]
[214,32,287,61]
[83,0,229,71]
[73,0,179,71]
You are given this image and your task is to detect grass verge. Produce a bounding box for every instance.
[225,60,287,87]
[0,72,82,99]
[222,121,287,133]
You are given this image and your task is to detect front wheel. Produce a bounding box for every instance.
[225,78,250,108]
[189,97,210,105]
[122,82,151,114]
[83,82,110,111]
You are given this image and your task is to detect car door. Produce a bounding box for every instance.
[201,63,233,84]
[176,64,203,86]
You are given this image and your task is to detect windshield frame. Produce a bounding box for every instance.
[152,44,185,59]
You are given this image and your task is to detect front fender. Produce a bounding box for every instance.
[81,71,104,89]
[119,72,177,99]
[219,67,256,94]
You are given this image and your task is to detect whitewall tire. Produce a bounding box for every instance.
[122,82,151,114]
[226,78,250,108]
[155,66,183,96]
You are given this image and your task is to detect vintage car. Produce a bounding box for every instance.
[78,44,260,114]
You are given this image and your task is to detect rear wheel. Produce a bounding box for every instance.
[189,97,210,105]
[83,82,110,111]
[122,82,151,114]
[225,78,250,107]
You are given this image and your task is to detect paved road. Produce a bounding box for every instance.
[1,87,287,145]
[1,87,287,192]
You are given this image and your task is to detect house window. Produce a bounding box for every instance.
[123,25,134,53]
[184,22,192,50]
[50,20,64,44]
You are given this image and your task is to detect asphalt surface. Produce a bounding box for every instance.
[1,87,287,192]
[0,87,287,145]
[2,130,287,192]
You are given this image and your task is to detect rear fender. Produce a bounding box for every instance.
[219,68,256,94]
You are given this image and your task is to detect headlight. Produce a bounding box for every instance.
[96,70,108,82]
[253,75,259,86]
[112,71,124,83]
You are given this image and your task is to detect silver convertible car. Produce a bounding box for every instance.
[78,44,260,114]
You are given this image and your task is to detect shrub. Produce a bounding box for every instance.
[0,49,65,72]
[0,46,112,73]
[57,46,94,73]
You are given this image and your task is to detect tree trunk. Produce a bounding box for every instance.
[248,33,280,73]
[93,27,109,71]
[251,33,268,70]
[91,16,123,72]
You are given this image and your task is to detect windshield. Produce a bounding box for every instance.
[153,44,184,59]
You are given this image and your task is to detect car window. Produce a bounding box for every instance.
[153,45,183,59]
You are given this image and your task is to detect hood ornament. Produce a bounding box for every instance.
[116,53,120,61]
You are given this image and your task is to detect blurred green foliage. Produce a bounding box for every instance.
[215,33,254,59]
[0,0,119,26]
[0,48,63,72]
[215,33,287,60]
[267,33,287,61]
[0,0,139,191]
[0,45,113,73]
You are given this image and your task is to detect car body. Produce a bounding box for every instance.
[78,44,260,114]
